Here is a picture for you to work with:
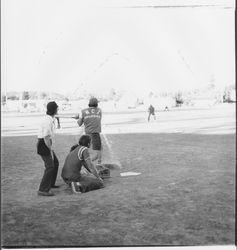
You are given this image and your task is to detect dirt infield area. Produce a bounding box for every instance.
[1,106,236,247]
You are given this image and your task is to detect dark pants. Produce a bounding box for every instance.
[79,175,104,192]
[88,133,102,150]
[148,112,156,121]
[62,173,104,193]
[39,152,59,192]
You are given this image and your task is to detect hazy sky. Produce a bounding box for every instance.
[1,0,235,95]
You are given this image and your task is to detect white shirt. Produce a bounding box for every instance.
[37,115,56,139]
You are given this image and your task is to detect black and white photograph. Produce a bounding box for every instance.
[1,0,236,249]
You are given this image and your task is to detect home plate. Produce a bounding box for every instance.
[120,172,141,177]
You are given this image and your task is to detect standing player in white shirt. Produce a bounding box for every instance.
[37,101,60,196]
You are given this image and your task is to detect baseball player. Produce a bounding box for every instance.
[61,135,104,193]
[76,97,103,164]
[148,104,156,122]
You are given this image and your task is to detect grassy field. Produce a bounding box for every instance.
[1,106,236,247]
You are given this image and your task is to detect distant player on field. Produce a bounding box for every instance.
[77,97,103,164]
[148,104,156,122]
[164,106,169,111]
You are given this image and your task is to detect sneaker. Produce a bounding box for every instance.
[38,190,55,196]
[71,182,82,194]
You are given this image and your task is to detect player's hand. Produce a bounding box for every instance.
[98,177,104,183]
[73,114,79,120]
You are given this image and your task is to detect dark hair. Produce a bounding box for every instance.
[79,135,91,147]
[70,144,79,152]
[70,135,91,152]
[88,97,98,108]
[46,101,58,116]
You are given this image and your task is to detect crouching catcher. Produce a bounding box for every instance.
[61,135,104,193]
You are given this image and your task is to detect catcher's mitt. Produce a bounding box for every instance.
[95,164,110,179]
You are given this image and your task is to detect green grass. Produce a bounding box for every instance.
[1,133,235,247]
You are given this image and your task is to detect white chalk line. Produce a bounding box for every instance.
[102,133,122,169]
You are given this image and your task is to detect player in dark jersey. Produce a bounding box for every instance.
[61,135,104,193]
[148,104,156,122]
[77,97,103,164]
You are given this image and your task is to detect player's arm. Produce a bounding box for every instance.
[77,117,83,127]
[73,114,80,119]
[43,135,52,150]
[55,117,61,129]
[83,149,103,181]
[42,119,55,157]
[43,135,54,158]
[42,119,52,149]
[77,111,84,126]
